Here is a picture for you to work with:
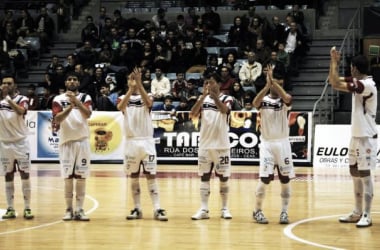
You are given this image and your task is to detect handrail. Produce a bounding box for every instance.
[312,8,361,124]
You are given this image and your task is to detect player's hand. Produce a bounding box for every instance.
[66,91,78,106]
[330,46,341,62]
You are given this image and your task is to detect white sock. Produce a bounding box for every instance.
[5,181,14,208]
[200,181,210,211]
[64,178,74,210]
[220,181,229,209]
[147,178,160,210]
[352,176,363,214]
[255,181,267,211]
[75,178,86,211]
[281,183,291,213]
[21,179,31,209]
[130,177,141,209]
[362,176,373,215]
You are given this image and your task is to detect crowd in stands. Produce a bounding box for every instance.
[0,2,312,113]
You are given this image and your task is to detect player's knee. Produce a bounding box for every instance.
[349,164,360,177]
[219,176,228,182]
[20,172,29,180]
[130,173,139,178]
[260,177,272,184]
[5,173,14,182]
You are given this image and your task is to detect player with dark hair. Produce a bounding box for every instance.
[329,47,377,228]
[190,72,234,220]
[52,72,93,221]
[0,74,34,220]
[117,68,168,222]
[252,64,294,224]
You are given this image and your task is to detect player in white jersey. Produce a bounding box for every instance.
[252,64,294,224]
[329,47,377,228]
[0,75,34,220]
[117,68,168,222]
[52,72,92,221]
[190,72,233,220]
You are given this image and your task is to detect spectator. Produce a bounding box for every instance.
[81,15,99,47]
[141,68,152,93]
[26,84,39,110]
[230,81,245,109]
[113,9,127,34]
[38,85,54,110]
[187,39,208,73]
[34,7,55,52]
[219,66,236,95]
[96,83,117,111]
[169,38,191,73]
[44,55,61,92]
[277,42,290,70]
[140,41,155,70]
[98,6,109,36]
[15,9,35,35]
[239,51,262,93]
[99,17,113,43]
[268,15,286,50]
[136,20,153,41]
[184,7,199,27]
[168,14,188,38]
[204,54,220,77]
[152,8,167,29]
[64,54,77,73]
[172,72,188,100]
[152,95,176,117]
[255,39,271,65]
[201,5,221,35]
[221,51,240,78]
[3,21,18,50]
[151,67,171,100]
[56,2,70,34]
[49,64,66,95]
[228,16,247,49]
[153,42,172,73]
[193,16,209,42]
[283,21,306,76]
[288,4,307,35]
[76,40,99,69]
[183,78,200,108]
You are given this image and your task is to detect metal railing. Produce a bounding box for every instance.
[312,8,361,124]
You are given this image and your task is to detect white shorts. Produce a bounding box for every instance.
[197,148,231,177]
[124,138,157,175]
[259,139,295,178]
[349,137,377,170]
[0,138,31,175]
[59,140,91,178]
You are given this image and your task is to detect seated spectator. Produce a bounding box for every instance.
[81,15,99,47]
[201,5,221,35]
[230,81,245,109]
[96,83,117,111]
[151,66,171,100]
[182,78,200,108]
[184,7,199,27]
[238,51,262,93]
[140,41,155,70]
[241,101,257,112]
[76,40,99,69]
[186,39,208,73]
[152,95,177,118]
[26,84,39,110]
[141,68,152,93]
[152,8,167,29]
[38,85,55,110]
[220,51,240,78]
[153,42,172,73]
[168,14,188,38]
[219,66,236,95]
[44,54,61,92]
[172,72,188,100]
[276,42,290,70]
[34,7,55,52]
[254,39,271,65]
[228,16,247,49]
[203,54,220,77]
[4,21,18,50]
[49,64,66,95]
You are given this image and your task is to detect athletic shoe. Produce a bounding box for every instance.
[279,211,289,224]
[254,210,268,224]
[338,211,361,223]
[356,213,372,228]
[24,209,34,220]
[221,208,232,219]
[191,209,210,220]
[2,207,16,219]
[74,209,90,221]
[154,209,168,221]
[126,208,142,220]
[62,208,73,221]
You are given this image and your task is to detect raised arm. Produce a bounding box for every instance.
[328,46,350,92]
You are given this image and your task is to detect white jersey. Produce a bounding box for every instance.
[52,93,92,145]
[349,76,377,137]
[118,93,154,139]
[0,94,29,142]
[199,94,232,149]
[258,95,291,141]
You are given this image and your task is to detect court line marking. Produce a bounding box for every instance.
[0,185,99,235]
[283,212,380,250]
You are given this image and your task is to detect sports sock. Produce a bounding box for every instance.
[281,183,291,213]
[220,181,229,209]
[64,178,74,210]
[130,177,141,209]
[362,176,373,215]
[147,178,160,210]
[21,179,31,209]
[200,181,210,210]
[5,181,15,209]
[255,181,267,211]
[352,176,363,214]
[75,178,86,211]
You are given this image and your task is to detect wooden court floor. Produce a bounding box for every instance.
[0,163,380,250]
